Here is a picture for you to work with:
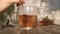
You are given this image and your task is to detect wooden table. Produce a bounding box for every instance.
[0,25,60,34]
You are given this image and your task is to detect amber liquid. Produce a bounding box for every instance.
[18,15,37,27]
[38,19,54,26]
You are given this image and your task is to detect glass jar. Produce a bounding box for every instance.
[38,8,54,26]
[38,1,54,26]
[17,6,38,30]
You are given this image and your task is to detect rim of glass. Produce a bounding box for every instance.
[17,6,38,7]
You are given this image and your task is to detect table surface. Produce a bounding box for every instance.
[0,25,60,34]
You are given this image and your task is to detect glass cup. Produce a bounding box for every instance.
[17,6,38,30]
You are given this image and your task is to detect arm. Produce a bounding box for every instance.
[0,0,24,12]
[0,0,12,12]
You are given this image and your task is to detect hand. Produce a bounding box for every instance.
[9,0,24,5]
[18,0,24,6]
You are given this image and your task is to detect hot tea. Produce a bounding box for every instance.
[18,14,37,27]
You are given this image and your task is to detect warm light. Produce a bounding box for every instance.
[21,27,32,30]
[26,6,29,11]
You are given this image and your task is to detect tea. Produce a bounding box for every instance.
[18,14,37,27]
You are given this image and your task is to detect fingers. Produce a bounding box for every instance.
[17,0,24,6]
[10,0,24,6]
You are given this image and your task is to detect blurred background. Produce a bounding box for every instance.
[0,0,60,34]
